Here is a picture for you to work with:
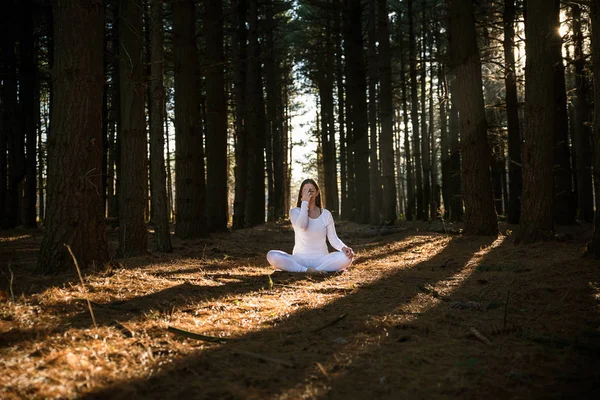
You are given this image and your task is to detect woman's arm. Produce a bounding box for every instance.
[325,212,347,251]
[290,201,310,230]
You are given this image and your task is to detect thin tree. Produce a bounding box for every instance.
[22,0,37,228]
[517,0,555,242]
[504,0,522,224]
[448,0,497,235]
[231,0,248,229]
[173,0,208,237]
[588,0,600,257]
[408,0,423,221]
[38,0,109,273]
[378,0,396,224]
[149,0,172,252]
[368,0,380,224]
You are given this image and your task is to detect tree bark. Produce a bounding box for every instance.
[504,0,522,224]
[448,0,497,235]
[368,0,380,225]
[551,0,575,225]
[400,29,414,222]
[572,4,594,223]
[408,0,423,221]
[22,0,38,228]
[517,0,555,243]
[378,0,396,224]
[420,1,431,222]
[588,0,600,257]
[231,0,248,229]
[118,0,148,256]
[204,0,228,232]
[346,0,370,224]
[149,0,172,252]
[244,0,266,227]
[173,0,208,238]
[38,0,109,273]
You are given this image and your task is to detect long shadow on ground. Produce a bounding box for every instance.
[82,235,496,399]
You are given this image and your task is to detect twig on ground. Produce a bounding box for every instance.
[65,244,97,329]
[168,326,234,343]
[111,321,135,338]
[503,290,510,330]
[8,262,14,301]
[470,327,492,346]
[312,313,348,333]
[234,349,295,368]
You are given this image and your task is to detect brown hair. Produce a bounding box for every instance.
[296,178,322,208]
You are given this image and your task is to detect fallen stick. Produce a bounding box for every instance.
[313,313,348,333]
[65,244,97,329]
[234,349,295,368]
[111,321,135,338]
[168,326,234,343]
[469,327,492,346]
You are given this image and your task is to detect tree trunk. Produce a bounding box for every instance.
[324,17,339,216]
[378,0,396,224]
[38,0,109,273]
[0,4,13,228]
[408,0,423,221]
[368,0,380,225]
[517,0,555,243]
[337,2,349,220]
[231,0,248,229]
[3,11,25,229]
[448,73,462,222]
[204,0,228,232]
[448,0,497,235]
[588,0,600,257]
[117,0,148,256]
[22,0,38,228]
[572,4,594,223]
[421,1,431,222]
[550,0,575,225]
[173,0,207,238]
[439,65,450,220]
[244,0,266,227]
[504,0,522,224]
[347,0,370,224]
[109,0,121,220]
[149,0,172,252]
[343,0,355,221]
[399,17,414,221]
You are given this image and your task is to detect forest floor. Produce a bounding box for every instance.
[0,220,599,399]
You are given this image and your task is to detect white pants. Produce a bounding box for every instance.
[267,250,352,272]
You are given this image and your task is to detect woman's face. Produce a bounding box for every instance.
[303,183,318,199]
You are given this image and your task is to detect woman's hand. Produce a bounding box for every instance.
[301,188,313,203]
[342,246,355,259]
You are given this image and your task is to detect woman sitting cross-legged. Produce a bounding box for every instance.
[267,178,355,273]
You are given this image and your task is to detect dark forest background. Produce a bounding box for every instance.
[1,0,600,274]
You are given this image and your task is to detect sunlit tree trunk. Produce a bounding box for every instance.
[448,0,497,235]
[367,0,380,225]
[38,0,109,273]
[420,1,431,222]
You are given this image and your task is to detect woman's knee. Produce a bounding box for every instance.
[267,250,287,265]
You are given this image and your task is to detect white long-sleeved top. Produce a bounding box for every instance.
[289,201,346,257]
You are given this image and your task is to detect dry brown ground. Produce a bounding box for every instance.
[0,221,599,399]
